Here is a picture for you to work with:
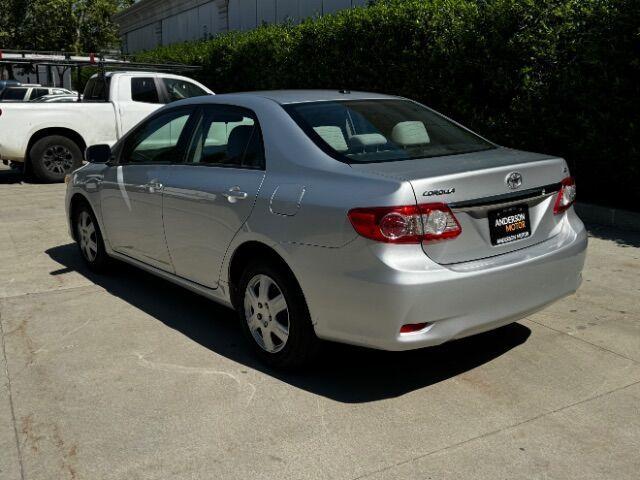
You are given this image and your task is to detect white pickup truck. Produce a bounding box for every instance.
[0,71,213,181]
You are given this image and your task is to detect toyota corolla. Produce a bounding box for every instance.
[66,90,587,368]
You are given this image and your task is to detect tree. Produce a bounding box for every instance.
[71,0,134,53]
[0,0,133,53]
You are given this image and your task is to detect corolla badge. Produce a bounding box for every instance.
[423,187,455,197]
[506,172,523,190]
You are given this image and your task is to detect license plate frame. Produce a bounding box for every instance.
[488,203,531,246]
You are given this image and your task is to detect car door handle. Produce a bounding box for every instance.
[222,186,248,203]
[145,180,164,194]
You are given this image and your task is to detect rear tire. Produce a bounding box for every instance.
[30,135,82,183]
[238,261,320,369]
[73,203,110,273]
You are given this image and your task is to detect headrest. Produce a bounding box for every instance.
[227,125,255,161]
[313,126,348,152]
[391,121,430,146]
[348,133,388,148]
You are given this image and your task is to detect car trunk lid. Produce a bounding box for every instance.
[350,147,570,264]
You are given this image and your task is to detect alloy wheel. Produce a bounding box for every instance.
[42,145,74,174]
[244,274,290,353]
[77,211,98,262]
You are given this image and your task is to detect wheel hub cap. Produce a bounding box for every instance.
[77,211,98,262]
[244,274,290,353]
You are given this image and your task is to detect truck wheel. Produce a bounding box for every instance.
[30,135,82,183]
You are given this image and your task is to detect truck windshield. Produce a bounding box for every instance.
[284,99,494,163]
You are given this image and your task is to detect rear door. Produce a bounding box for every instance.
[159,104,265,288]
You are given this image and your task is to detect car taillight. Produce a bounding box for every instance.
[348,203,461,244]
[554,177,576,214]
[400,322,430,334]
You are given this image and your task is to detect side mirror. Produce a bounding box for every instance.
[85,144,112,164]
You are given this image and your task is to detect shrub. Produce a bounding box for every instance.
[136,0,640,210]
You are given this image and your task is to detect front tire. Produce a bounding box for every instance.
[30,135,82,182]
[74,204,110,272]
[238,262,320,369]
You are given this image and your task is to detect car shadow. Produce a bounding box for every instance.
[586,224,640,248]
[46,242,532,403]
[0,167,27,184]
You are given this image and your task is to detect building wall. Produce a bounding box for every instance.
[9,67,73,90]
[117,0,368,53]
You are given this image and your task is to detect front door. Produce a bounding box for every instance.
[160,105,266,288]
[100,106,196,271]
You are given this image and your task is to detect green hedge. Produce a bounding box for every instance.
[137,0,640,211]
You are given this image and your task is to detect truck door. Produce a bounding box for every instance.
[117,76,164,135]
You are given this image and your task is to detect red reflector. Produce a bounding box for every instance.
[400,322,429,334]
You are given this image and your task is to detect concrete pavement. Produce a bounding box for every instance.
[1,165,638,479]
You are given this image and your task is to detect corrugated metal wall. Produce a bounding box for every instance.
[229,0,368,30]
[123,0,368,53]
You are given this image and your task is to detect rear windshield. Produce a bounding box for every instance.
[1,88,28,100]
[284,99,494,163]
[83,76,111,102]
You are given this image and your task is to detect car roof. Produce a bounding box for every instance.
[91,71,198,80]
[213,90,401,105]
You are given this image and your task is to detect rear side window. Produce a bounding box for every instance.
[31,88,49,100]
[188,105,264,169]
[83,77,111,102]
[1,88,28,100]
[131,77,160,104]
[162,78,208,102]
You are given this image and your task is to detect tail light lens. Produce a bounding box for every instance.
[348,203,461,244]
[400,322,430,334]
[553,177,576,214]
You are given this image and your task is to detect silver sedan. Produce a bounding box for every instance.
[65,90,587,368]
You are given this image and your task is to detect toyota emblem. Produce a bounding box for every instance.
[506,172,523,190]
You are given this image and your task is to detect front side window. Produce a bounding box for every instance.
[163,78,208,102]
[188,105,264,169]
[131,77,160,104]
[285,99,494,163]
[122,108,193,164]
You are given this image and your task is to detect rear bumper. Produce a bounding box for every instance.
[292,209,587,351]
[0,145,25,163]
